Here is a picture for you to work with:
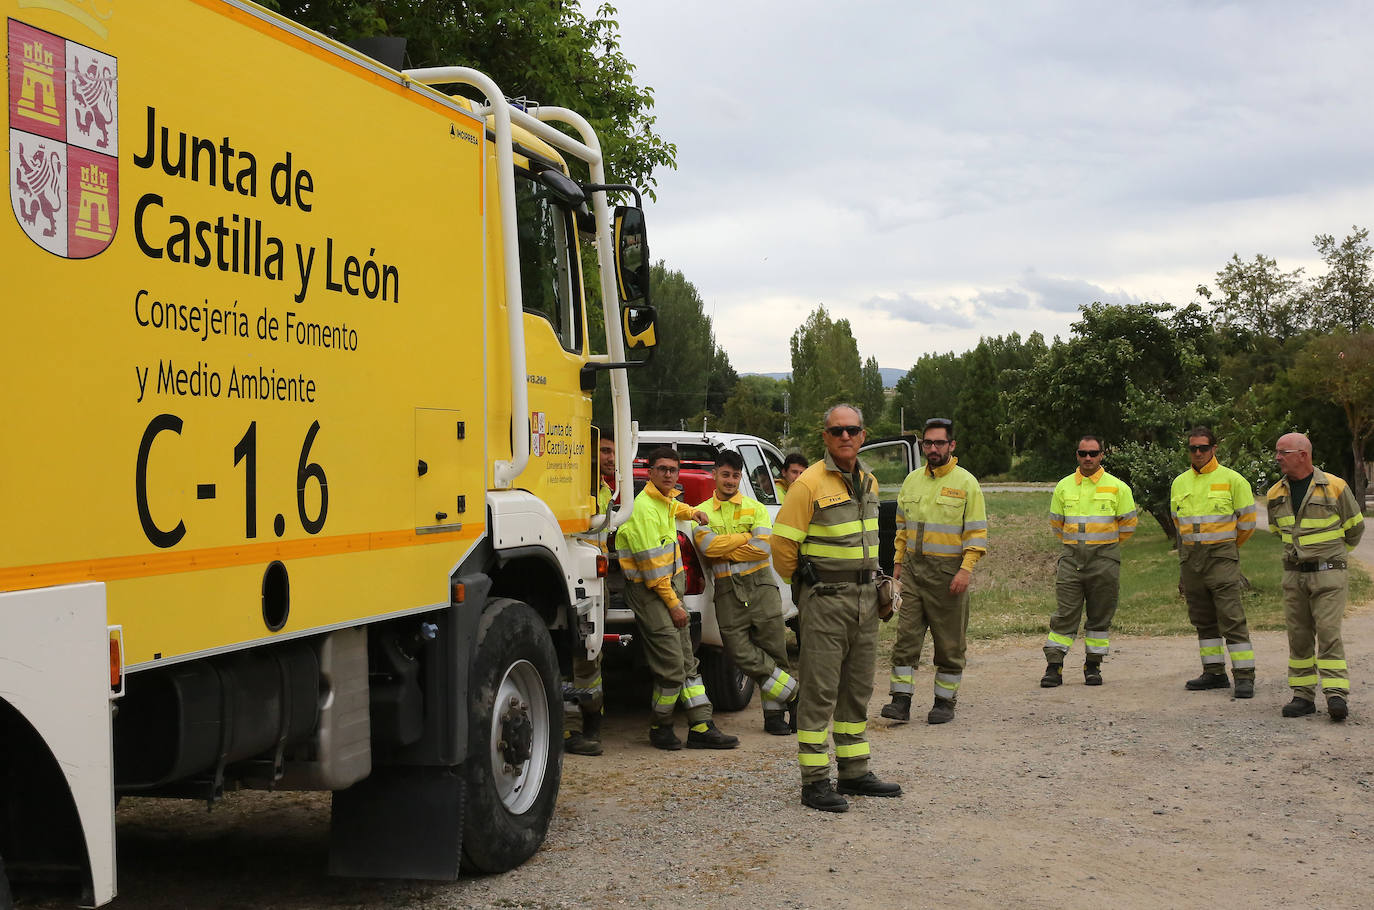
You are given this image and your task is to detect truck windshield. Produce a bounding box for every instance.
[515,171,583,354]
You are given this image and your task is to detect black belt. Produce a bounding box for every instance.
[1284,560,1347,572]
[814,569,879,584]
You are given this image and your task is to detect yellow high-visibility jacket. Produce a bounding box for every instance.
[693,492,773,580]
[616,483,697,610]
[1049,468,1138,547]
[1169,457,1256,553]
[1267,467,1365,562]
[772,453,880,585]
[893,457,988,572]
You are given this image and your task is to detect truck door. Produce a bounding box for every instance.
[859,436,921,575]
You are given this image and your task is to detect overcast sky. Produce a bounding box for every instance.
[606,1,1374,374]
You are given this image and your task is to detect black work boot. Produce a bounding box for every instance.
[1328,694,1349,722]
[686,721,739,750]
[763,711,791,736]
[927,697,955,725]
[1083,661,1103,686]
[1281,696,1316,718]
[1233,678,1254,699]
[1186,671,1230,691]
[880,694,912,722]
[836,772,903,797]
[1040,663,1063,688]
[801,780,849,813]
[649,723,683,750]
[566,713,603,755]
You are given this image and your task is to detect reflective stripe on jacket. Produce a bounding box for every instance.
[1170,458,1256,549]
[616,484,697,609]
[771,453,880,584]
[1267,467,1366,562]
[1049,468,1138,546]
[693,492,773,579]
[893,457,988,571]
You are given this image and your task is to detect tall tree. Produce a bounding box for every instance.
[1289,329,1374,506]
[1313,227,1374,332]
[889,351,966,436]
[1199,253,1309,341]
[954,341,1012,477]
[859,357,888,436]
[623,263,726,429]
[721,375,787,443]
[789,306,862,458]
[276,1,677,195]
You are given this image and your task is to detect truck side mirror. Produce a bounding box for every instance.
[622,304,658,350]
[613,205,649,304]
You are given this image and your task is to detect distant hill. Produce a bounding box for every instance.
[745,367,905,389]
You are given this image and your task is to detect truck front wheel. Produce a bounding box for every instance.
[461,598,562,873]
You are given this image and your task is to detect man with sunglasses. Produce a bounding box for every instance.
[617,446,739,750]
[880,417,987,725]
[1169,427,1259,698]
[1041,436,1138,688]
[1268,432,1365,721]
[773,405,902,811]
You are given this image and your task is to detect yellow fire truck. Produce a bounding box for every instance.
[1,1,656,904]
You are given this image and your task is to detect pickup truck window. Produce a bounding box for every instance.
[860,441,915,501]
[739,444,777,505]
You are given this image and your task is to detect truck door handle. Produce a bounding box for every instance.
[435,512,448,521]
[417,460,428,477]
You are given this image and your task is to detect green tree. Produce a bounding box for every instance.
[1289,329,1374,506]
[624,263,730,429]
[889,351,965,436]
[1199,253,1309,341]
[789,306,862,458]
[1313,227,1374,332]
[859,357,890,436]
[721,375,787,443]
[1008,302,1228,535]
[276,0,677,195]
[954,341,1012,477]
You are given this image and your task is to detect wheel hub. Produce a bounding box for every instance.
[498,694,534,769]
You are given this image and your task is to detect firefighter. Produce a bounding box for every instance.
[880,417,987,725]
[693,450,798,735]
[1268,432,1365,721]
[1040,436,1138,688]
[1169,427,1258,698]
[777,453,808,504]
[565,430,619,756]
[773,404,902,812]
[617,446,739,750]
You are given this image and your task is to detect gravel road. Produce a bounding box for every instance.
[23,544,1374,910]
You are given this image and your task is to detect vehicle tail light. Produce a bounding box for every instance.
[678,531,705,596]
[108,626,124,695]
[596,554,608,578]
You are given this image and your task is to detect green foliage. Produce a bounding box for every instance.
[954,341,1012,477]
[624,263,733,429]
[277,0,677,196]
[1199,253,1309,340]
[860,357,889,437]
[721,375,787,443]
[1313,227,1374,332]
[1290,329,1374,505]
[889,351,964,434]
[789,306,863,458]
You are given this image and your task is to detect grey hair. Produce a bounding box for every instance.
[823,403,864,426]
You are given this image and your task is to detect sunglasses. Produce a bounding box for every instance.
[825,425,863,438]
[1187,444,1213,453]
[1077,449,1102,458]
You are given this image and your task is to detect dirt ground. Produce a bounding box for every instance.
[59,590,1369,910]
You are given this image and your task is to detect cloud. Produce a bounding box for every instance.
[1016,269,1143,312]
[858,292,978,329]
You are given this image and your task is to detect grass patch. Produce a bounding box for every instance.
[881,491,1372,643]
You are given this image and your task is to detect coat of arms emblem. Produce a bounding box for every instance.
[8,18,118,258]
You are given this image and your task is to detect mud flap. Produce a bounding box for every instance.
[328,764,466,880]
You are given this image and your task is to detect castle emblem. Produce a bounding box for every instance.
[8,18,118,258]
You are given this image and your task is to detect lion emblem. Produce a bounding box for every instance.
[71,54,115,149]
[14,142,64,239]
